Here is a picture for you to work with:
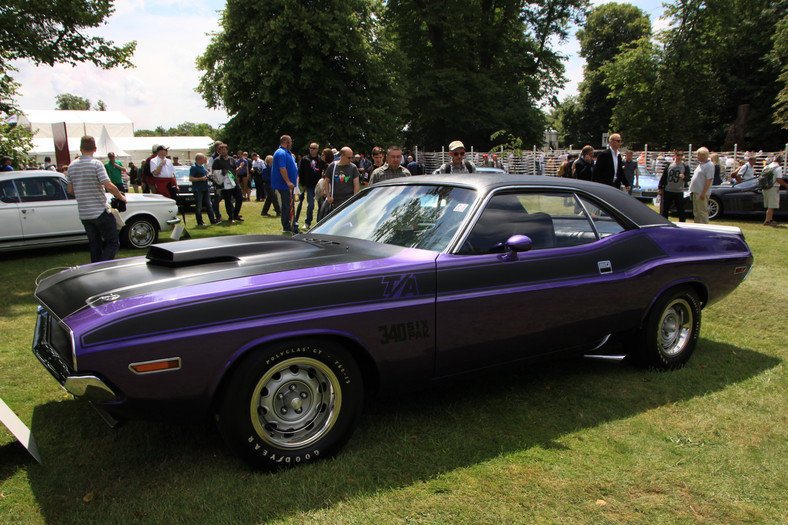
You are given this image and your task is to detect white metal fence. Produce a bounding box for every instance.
[415,144,788,179]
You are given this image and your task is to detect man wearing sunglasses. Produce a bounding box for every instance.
[439,140,476,174]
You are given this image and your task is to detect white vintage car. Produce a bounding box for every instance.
[0,170,180,251]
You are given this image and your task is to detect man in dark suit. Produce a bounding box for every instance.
[593,133,628,190]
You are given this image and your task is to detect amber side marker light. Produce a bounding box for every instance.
[129,358,182,375]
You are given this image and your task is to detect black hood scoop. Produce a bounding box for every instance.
[147,235,316,267]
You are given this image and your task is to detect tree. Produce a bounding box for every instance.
[658,0,788,148]
[567,2,651,146]
[197,0,400,154]
[771,12,788,128]
[134,122,219,138]
[0,121,34,169]
[95,99,107,111]
[601,38,669,149]
[55,93,91,111]
[385,0,586,149]
[0,0,134,157]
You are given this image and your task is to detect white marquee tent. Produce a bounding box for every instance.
[20,109,215,165]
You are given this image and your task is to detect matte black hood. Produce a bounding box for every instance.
[35,234,405,321]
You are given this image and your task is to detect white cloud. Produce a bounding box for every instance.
[12,1,228,131]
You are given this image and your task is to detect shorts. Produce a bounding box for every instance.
[763,185,780,209]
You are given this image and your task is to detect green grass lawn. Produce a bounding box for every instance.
[1,200,786,524]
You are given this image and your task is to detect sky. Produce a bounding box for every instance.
[13,0,669,132]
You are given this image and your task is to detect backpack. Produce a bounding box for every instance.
[442,160,474,173]
[758,165,776,190]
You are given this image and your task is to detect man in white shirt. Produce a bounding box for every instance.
[763,155,788,226]
[149,145,178,197]
[734,155,756,183]
[689,147,715,224]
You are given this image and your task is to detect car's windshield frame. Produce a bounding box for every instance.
[309,183,480,253]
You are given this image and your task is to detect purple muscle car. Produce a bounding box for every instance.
[32,175,753,469]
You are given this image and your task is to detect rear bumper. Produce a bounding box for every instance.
[32,307,119,403]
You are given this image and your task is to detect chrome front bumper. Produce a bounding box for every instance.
[32,307,119,403]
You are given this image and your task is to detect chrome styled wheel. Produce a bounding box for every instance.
[657,298,693,358]
[122,216,158,248]
[707,197,721,220]
[639,287,702,370]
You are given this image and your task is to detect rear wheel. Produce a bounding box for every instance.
[639,287,701,370]
[120,216,159,249]
[217,339,363,469]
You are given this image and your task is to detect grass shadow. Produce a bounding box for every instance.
[24,340,779,523]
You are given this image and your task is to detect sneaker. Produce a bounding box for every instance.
[234,216,244,222]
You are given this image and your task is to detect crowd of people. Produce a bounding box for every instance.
[173,136,476,235]
[15,132,788,263]
[555,134,788,226]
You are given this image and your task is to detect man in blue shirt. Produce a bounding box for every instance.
[272,135,299,234]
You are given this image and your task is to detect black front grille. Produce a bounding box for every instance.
[32,308,75,383]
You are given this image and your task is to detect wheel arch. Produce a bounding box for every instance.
[122,211,164,230]
[639,279,708,327]
[209,333,381,415]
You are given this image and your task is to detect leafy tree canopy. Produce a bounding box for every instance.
[197,0,400,155]
[134,122,219,138]
[55,93,91,111]
[0,0,134,157]
[384,0,587,149]
[559,0,788,150]
[198,0,586,152]
[558,2,650,147]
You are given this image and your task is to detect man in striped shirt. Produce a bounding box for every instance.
[67,136,126,262]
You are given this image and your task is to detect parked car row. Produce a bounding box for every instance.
[627,166,787,221]
[0,171,180,251]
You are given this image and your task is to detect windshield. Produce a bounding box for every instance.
[175,167,191,183]
[310,184,477,252]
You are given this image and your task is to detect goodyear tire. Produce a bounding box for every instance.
[640,287,701,370]
[120,216,159,249]
[217,339,363,469]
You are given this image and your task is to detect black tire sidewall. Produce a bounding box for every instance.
[643,287,701,370]
[218,340,363,469]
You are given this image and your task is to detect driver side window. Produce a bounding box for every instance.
[458,191,625,255]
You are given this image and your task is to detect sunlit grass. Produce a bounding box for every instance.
[1,204,785,524]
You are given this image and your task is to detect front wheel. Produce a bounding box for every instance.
[120,216,159,249]
[639,287,702,370]
[217,339,363,469]
[707,197,722,220]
